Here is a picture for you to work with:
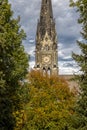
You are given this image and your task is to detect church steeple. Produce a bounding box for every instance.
[37,0,56,40]
[35,0,58,75]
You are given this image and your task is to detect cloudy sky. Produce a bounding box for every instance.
[9,0,82,75]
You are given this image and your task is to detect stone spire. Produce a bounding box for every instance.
[40,0,53,20]
[36,0,56,40]
[35,0,58,75]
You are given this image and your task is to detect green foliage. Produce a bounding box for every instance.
[24,70,75,130]
[70,0,87,40]
[70,0,87,129]
[0,0,29,129]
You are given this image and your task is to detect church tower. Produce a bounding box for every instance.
[34,0,58,75]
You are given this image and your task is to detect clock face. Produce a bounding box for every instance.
[44,56,50,63]
[42,55,51,64]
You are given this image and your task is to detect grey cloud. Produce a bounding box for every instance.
[59,57,73,62]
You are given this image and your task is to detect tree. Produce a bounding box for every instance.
[70,0,87,129]
[0,0,29,129]
[24,70,75,130]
